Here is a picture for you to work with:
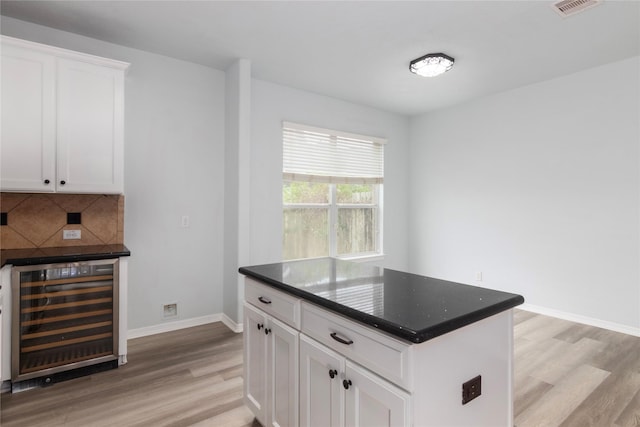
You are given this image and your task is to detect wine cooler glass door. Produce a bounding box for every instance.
[12,259,119,381]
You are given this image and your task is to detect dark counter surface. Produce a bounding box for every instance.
[240,258,524,344]
[1,244,131,267]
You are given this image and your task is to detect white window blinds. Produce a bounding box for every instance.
[283,121,385,184]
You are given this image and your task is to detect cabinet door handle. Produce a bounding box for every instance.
[328,369,338,379]
[264,328,271,335]
[258,296,272,305]
[330,332,353,345]
[44,179,50,184]
[60,180,66,185]
[257,323,263,330]
[343,379,352,390]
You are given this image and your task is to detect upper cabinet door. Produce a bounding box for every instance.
[56,58,125,194]
[0,44,56,192]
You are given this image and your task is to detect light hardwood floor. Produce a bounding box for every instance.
[1,321,257,427]
[1,310,639,426]
[513,310,640,427]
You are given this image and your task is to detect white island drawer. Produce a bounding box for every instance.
[244,277,300,328]
[301,301,412,391]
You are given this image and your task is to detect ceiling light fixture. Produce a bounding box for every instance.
[409,53,455,77]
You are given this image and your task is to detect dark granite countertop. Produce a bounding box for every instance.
[1,244,131,267]
[239,258,524,344]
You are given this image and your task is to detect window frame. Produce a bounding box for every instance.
[282,122,385,262]
[282,180,383,261]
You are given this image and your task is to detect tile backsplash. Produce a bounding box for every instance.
[0,193,124,249]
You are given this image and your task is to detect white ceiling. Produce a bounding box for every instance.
[1,1,639,116]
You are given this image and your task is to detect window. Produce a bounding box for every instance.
[282,122,385,261]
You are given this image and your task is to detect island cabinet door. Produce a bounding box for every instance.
[300,335,345,427]
[344,360,411,427]
[268,317,299,427]
[244,303,268,425]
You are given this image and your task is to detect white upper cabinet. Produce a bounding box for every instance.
[0,36,129,194]
[56,58,125,193]
[1,43,56,192]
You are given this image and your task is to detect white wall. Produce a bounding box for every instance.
[1,17,227,330]
[223,62,241,323]
[223,59,252,325]
[1,17,410,333]
[10,14,636,337]
[250,79,411,271]
[409,56,640,331]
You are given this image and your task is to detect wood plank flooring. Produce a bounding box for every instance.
[1,321,258,427]
[1,310,639,426]
[513,310,640,427]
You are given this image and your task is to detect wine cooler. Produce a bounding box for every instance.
[12,259,120,384]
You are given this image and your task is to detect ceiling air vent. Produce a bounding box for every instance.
[552,0,603,17]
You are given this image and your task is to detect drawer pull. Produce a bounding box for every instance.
[343,379,352,390]
[329,369,338,379]
[330,332,354,345]
[258,296,272,305]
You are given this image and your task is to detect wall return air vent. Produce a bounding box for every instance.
[552,0,603,17]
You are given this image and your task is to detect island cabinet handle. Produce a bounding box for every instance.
[328,369,338,379]
[330,332,354,345]
[258,296,272,305]
[343,379,352,390]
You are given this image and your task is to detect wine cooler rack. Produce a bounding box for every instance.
[12,259,119,382]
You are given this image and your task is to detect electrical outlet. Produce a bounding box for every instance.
[181,215,190,228]
[475,271,483,282]
[63,229,81,240]
[462,375,482,405]
[163,303,177,318]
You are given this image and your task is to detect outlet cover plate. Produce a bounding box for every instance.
[163,303,178,318]
[462,375,482,405]
[63,229,81,240]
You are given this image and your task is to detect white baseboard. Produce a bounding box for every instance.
[520,303,640,337]
[128,313,241,339]
[221,313,243,333]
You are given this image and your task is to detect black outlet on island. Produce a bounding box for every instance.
[462,375,481,405]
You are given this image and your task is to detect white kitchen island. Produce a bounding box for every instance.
[240,258,524,427]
